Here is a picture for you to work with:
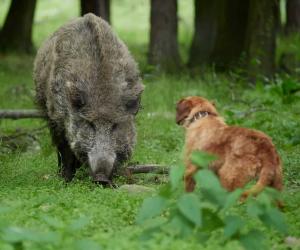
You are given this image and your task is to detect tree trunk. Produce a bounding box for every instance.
[0,0,37,53]
[208,0,249,70]
[286,0,300,34]
[188,0,218,67]
[149,0,181,72]
[188,0,249,70]
[245,0,279,80]
[80,0,110,23]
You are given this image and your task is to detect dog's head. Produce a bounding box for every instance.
[176,96,218,126]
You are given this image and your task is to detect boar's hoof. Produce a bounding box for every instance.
[93,174,118,188]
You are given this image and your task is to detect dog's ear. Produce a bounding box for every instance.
[176,99,192,125]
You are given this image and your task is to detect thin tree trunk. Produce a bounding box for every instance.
[0,0,37,53]
[188,0,249,70]
[245,0,279,80]
[149,0,181,72]
[208,0,249,70]
[80,0,110,23]
[286,0,300,34]
[188,0,218,67]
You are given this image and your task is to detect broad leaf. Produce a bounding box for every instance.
[201,208,224,232]
[256,192,272,209]
[169,165,185,190]
[246,199,264,218]
[167,211,194,238]
[139,217,167,241]
[259,207,288,235]
[158,183,172,198]
[136,196,167,224]
[191,151,217,168]
[239,230,265,250]
[177,193,202,226]
[224,215,244,239]
[194,170,227,206]
[223,189,243,211]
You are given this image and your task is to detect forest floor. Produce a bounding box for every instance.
[0,0,300,249]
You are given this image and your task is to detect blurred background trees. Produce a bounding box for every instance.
[286,0,300,33]
[148,0,181,72]
[80,0,110,23]
[0,0,298,81]
[0,0,36,53]
[188,0,249,70]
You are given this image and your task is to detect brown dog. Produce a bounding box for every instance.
[176,96,283,198]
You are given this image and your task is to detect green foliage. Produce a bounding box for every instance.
[136,151,288,249]
[0,210,102,250]
[191,151,217,168]
[1,0,300,249]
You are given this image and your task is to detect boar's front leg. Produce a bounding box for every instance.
[57,140,81,182]
[49,122,80,182]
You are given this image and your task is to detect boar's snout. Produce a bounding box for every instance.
[88,151,116,184]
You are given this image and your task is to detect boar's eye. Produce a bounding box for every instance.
[126,97,140,115]
[65,82,87,111]
[71,92,86,110]
[86,120,96,131]
[111,123,118,132]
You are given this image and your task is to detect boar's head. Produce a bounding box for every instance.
[64,66,144,184]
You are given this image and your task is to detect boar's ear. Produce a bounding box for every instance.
[65,81,87,110]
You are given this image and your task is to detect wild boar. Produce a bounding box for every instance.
[34,13,144,186]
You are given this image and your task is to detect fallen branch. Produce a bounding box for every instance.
[119,164,169,176]
[0,109,45,119]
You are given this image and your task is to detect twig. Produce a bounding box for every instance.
[0,109,45,119]
[118,164,169,176]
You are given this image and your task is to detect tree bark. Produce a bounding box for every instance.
[208,0,249,70]
[188,0,249,70]
[0,0,37,53]
[245,0,279,80]
[149,0,181,72]
[286,0,300,34]
[188,0,218,67]
[80,0,110,23]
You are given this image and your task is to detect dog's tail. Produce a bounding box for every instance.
[241,158,283,200]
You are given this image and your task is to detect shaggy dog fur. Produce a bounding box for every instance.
[176,96,283,198]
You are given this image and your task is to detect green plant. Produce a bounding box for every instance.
[136,151,288,249]
[0,210,102,250]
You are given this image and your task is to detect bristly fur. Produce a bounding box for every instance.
[34,14,144,183]
[176,96,283,199]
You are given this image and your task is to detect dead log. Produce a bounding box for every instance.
[119,164,169,176]
[0,109,45,119]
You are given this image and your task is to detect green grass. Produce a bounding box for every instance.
[1,1,300,249]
